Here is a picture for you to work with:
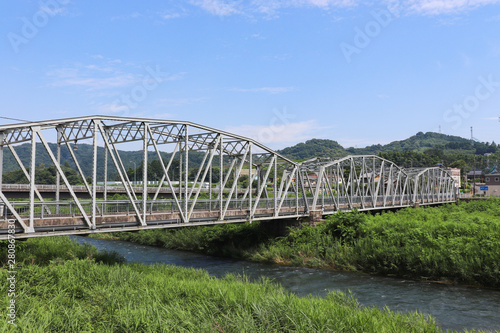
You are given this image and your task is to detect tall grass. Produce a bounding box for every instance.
[1,257,447,332]
[256,199,500,287]
[104,221,277,258]
[0,236,124,266]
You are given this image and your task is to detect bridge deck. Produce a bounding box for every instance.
[0,196,454,239]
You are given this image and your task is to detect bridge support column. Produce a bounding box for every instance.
[308,210,323,226]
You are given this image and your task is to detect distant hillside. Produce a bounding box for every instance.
[3,132,498,179]
[1,143,205,181]
[276,132,498,161]
[277,139,347,161]
[348,132,497,155]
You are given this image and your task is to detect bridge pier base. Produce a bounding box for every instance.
[308,210,323,226]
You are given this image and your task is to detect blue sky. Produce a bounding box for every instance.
[1,0,500,149]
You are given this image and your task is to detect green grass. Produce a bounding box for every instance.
[0,260,446,332]
[0,236,124,266]
[0,236,455,332]
[97,198,500,288]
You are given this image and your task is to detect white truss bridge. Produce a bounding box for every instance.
[0,116,457,239]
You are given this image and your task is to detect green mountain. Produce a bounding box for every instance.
[276,132,498,161]
[347,132,497,155]
[277,139,347,161]
[2,132,498,181]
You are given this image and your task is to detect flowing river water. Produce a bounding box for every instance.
[73,236,499,332]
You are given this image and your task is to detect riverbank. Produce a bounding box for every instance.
[95,198,500,288]
[1,237,449,332]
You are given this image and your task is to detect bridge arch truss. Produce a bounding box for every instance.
[0,116,302,237]
[0,116,457,239]
[299,155,457,214]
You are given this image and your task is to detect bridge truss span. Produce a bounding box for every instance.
[299,155,458,214]
[0,116,457,239]
[0,116,302,238]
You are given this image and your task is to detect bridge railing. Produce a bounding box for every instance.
[0,197,304,221]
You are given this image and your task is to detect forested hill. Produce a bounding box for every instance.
[2,132,498,179]
[277,132,498,161]
[276,139,347,160]
[348,132,497,155]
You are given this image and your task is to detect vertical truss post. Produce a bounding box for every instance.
[219,136,223,219]
[295,168,299,215]
[143,123,148,223]
[179,145,182,202]
[90,121,98,227]
[0,133,3,193]
[0,133,3,218]
[56,129,61,213]
[104,146,108,203]
[209,158,212,211]
[311,167,323,211]
[92,120,98,228]
[248,143,252,221]
[273,157,277,216]
[184,125,189,221]
[29,127,37,230]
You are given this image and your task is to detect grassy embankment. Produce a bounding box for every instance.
[0,237,450,332]
[99,199,500,288]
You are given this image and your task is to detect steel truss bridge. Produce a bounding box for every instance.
[0,116,457,239]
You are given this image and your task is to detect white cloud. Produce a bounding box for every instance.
[111,12,143,21]
[231,86,296,94]
[47,58,182,92]
[191,0,241,16]
[52,74,137,90]
[404,0,500,15]
[155,97,207,107]
[189,0,500,17]
[226,120,321,146]
[161,12,182,19]
[98,102,130,114]
[252,0,357,14]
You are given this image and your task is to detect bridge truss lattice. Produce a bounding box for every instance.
[0,116,456,239]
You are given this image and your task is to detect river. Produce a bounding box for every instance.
[73,236,500,332]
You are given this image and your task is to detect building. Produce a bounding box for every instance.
[467,170,484,182]
[444,168,461,189]
[484,173,500,197]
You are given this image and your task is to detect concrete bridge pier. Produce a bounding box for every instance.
[308,210,323,226]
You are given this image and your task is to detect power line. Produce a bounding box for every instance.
[0,116,29,122]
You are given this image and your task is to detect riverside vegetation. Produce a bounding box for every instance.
[1,237,454,332]
[100,198,500,288]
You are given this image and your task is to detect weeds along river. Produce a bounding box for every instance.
[73,236,500,332]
